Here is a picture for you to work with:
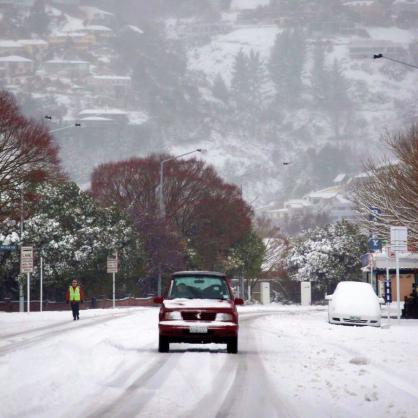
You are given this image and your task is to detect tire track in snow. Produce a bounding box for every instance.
[0,309,144,339]
[184,313,296,418]
[0,310,137,356]
[84,351,182,418]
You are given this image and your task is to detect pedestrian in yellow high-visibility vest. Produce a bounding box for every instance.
[66,279,85,320]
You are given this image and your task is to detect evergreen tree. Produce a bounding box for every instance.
[230,49,269,132]
[311,42,328,105]
[269,29,306,106]
[323,59,352,138]
[212,73,229,103]
[230,49,251,108]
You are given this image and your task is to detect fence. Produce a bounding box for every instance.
[0,297,155,312]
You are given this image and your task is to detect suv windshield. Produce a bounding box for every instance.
[168,276,231,300]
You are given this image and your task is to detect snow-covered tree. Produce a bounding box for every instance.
[287,220,368,297]
[269,29,306,105]
[0,181,143,297]
[354,124,418,246]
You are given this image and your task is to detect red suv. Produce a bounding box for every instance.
[154,271,243,353]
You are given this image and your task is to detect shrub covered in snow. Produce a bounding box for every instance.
[287,220,368,298]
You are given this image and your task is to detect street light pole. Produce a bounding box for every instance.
[49,123,81,134]
[158,149,203,217]
[373,54,418,70]
[157,148,203,294]
[19,188,24,312]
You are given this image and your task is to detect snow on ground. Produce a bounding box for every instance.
[230,0,271,10]
[188,25,279,84]
[1,305,417,418]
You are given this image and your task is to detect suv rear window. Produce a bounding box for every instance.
[168,276,231,300]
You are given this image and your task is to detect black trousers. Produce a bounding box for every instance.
[71,302,80,319]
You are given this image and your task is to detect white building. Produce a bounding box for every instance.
[0,55,34,82]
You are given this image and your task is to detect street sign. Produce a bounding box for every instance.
[368,237,382,252]
[390,226,408,252]
[107,252,118,273]
[384,280,392,303]
[368,207,381,222]
[20,246,33,273]
[0,245,17,252]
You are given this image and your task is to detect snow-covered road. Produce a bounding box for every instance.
[1,306,417,418]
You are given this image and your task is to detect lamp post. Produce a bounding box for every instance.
[156,148,204,295]
[373,54,418,70]
[44,115,82,134]
[49,123,81,134]
[158,149,203,218]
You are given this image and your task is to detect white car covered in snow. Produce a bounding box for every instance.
[326,281,384,327]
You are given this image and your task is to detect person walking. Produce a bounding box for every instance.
[66,279,84,320]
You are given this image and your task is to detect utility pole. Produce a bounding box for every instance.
[19,189,24,312]
[157,149,204,294]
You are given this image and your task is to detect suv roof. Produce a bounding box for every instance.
[172,271,226,278]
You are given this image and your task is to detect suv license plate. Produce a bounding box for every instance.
[189,325,208,333]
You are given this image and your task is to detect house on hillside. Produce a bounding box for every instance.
[0,40,24,56]
[348,39,407,60]
[18,39,48,60]
[51,0,80,5]
[79,6,115,27]
[258,172,360,226]
[89,75,131,98]
[78,108,129,124]
[82,25,114,43]
[0,55,34,82]
[0,0,35,8]
[48,32,95,50]
[44,59,90,78]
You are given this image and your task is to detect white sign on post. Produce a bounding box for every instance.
[390,226,407,323]
[107,253,118,273]
[390,226,407,252]
[107,252,118,309]
[301,281,312,306]
[260,282,270,305]
[20,246,33,273]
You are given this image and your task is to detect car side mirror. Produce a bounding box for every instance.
[234,297,244,305]
[153,296,164,304]
[325,295,333,301]
[378,297,385,304]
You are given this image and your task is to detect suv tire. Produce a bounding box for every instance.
[158,335,170,352]
[227,336,238,354]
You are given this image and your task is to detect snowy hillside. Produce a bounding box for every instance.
[1,0,417,205]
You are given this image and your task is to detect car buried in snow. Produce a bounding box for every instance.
[326,281,385,327]
[154,271,244,353]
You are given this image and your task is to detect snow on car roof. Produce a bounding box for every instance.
[172,271,226,277]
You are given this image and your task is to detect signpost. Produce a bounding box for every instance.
[0,245,17,252]
[368,237,382,252]
[390,226,408,323]
[301,281,311,306]
[384,246,393,325]
[107,252,118,309]
[20,246,33,313]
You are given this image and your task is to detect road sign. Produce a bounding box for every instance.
[368,207,381,222]
[0,245,17,252]
[368,237,382,252]
[107,252,118,273]
[384,280,392,303]
[390,226,407,252]
[20,246,33,273]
